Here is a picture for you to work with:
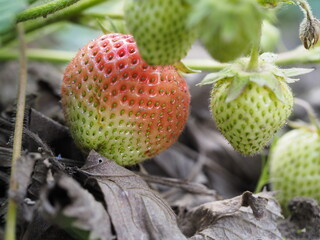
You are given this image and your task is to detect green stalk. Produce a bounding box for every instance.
[4,23,27,240]
[80,12,124,20]
[0,46,320,69]
[294,98,320,130]
[0,48,76,63]
[254,153,269,193]
[296,0,314,21]
[16,0,80,23]
[1,0,107,46]
[247,22,262,71]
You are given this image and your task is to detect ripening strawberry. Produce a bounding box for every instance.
[61,33,190,165]
[270,128,320,209]
[199,56,312,155]
[124,0,197,65]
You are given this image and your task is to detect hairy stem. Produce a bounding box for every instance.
[4,23,27,240]
[80,12,124,20]
[296,0,314,20]
[247,22,262,71]
[17,0,80,23]
[294,98,320,130]
[1,0,106,45]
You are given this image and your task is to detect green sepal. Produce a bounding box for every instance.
[250,72,285,102]
[281,68,314,77]
[226,74,250,102]
[197,67,234,86]
[271,66,314,83]
[174,61,201,74]
[97,19,112,34]
[199,56,313,103]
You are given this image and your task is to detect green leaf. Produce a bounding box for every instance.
[250,73,285,102]
[226,74,250,102]
[0,0,27,34]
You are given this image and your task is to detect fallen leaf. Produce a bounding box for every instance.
[78,150,187,240]
[180,191,283,240]
[40,174,114,240]
[11,152,42,202]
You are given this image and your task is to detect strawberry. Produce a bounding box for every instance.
[124,0,197,65]
[199,55,312,155]
[270,127,320,210]
[61,33,190,166]
[187,0,264,63]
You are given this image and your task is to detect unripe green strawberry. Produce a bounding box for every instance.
[199,56,312,154]
[124,0,197,65]
[61,33,190,166]
[257,0,279,8]
[261,21,280,52]
[270,128,320,209]
[188,0,264,62]
[210,78,293,154]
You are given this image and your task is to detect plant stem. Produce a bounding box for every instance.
[80,12,124,20]
[1,0,107,46]
[4,23,27,240]
[294,98,320,130]
[247,23,262,71]
[0,48,76,63]
[296,0,314,21]
[16,0,80,23]
[2,45,319,70]
[254,153,269,193]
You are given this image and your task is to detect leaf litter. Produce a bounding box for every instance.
[0,61,319,240]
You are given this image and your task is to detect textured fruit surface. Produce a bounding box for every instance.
[61,33,190,165]
[210,79,293,154]
[125,0,197,65]
[270,128,320,209]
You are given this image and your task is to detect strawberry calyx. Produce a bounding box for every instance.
[198,53,314,102]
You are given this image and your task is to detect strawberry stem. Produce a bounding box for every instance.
[16,0,80,23]
[294,98,320,130]
[4,23,27,240]
[254,153,270,193]
[247,22,262,72]
[0,0,107,46]
[296,0,314,21]
[1,46,320,69]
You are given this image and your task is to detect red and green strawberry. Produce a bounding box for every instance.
[61,33,190,166]
[199,54,313,154]
[124,0,197,65]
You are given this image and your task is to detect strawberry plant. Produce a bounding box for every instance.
[1,0,320,239]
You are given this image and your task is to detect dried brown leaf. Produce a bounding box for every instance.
[181,191,283,240]
[40,174,113,240]
[11,152,42,202]
[79,150,187,240]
